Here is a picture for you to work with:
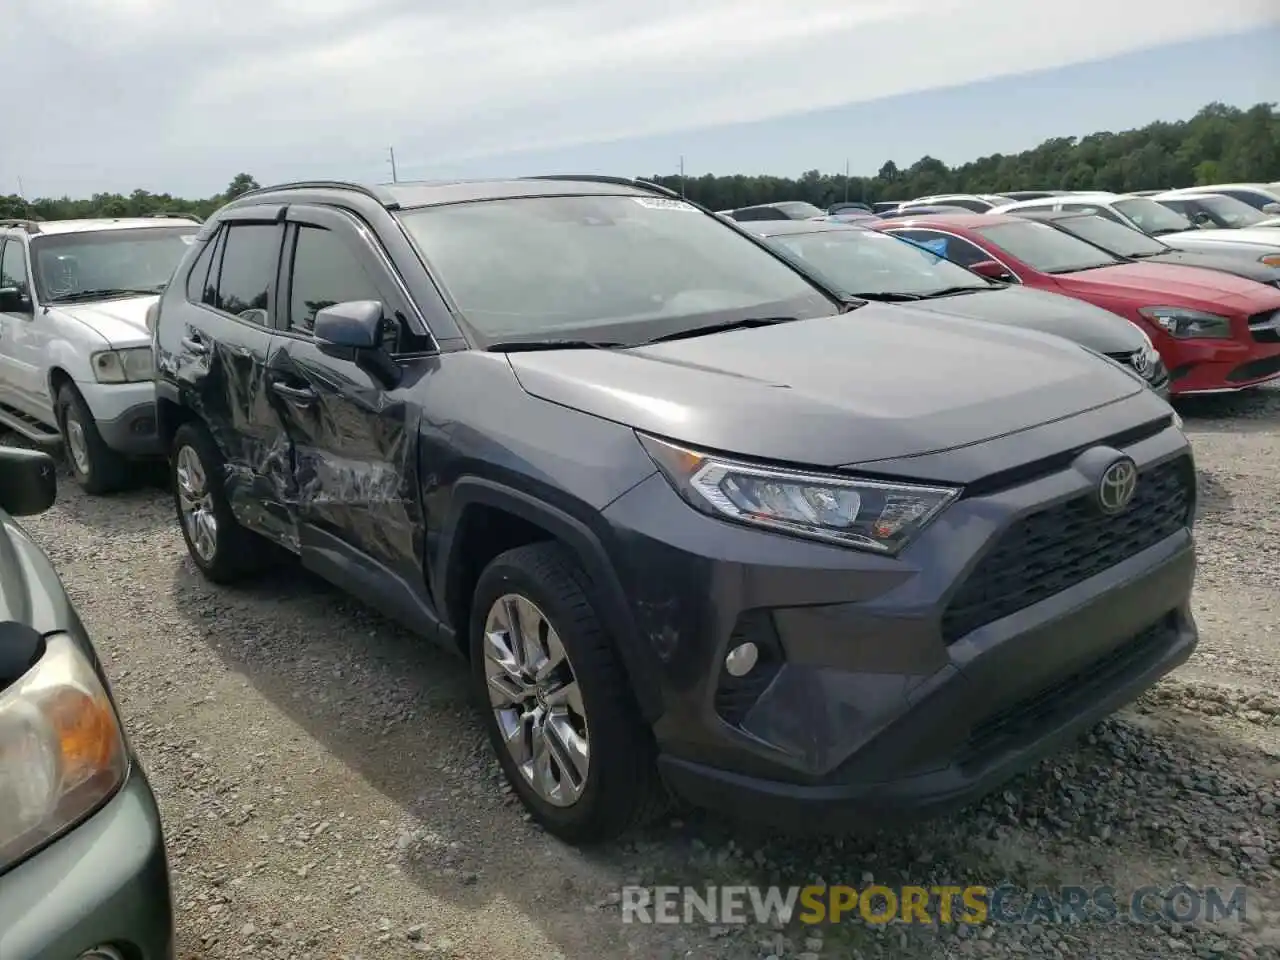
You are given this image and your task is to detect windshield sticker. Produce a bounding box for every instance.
[631,197,698,212]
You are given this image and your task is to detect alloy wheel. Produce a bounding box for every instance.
[64,413,90,476]
[482,593,590,807]
[175,444,218,562]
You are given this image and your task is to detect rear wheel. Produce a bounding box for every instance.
[171,421,264,583]
[470,542,667,843]
[56,384,129,494]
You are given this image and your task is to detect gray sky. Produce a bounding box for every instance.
[6,0,1279,198]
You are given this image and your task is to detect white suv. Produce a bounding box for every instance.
[0,216,200,492]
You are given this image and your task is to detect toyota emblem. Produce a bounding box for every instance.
[1097,458,1139,515]
[1131,349,1151,376]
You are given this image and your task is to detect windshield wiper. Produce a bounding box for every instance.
[47,287,163,303]
[639,316,800,345]
[485,339,626,352]
[916,286,988,299]
[841,291,923,302]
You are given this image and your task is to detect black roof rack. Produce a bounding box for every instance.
[0,218,42,233]
[230,180,401,209]
[522,175,681,199]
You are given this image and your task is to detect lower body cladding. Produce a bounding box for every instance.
[600,425,1197,830]
[0,764,174,960]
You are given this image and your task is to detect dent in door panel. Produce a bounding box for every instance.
[272,353,421,570]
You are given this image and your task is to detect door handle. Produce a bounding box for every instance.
[180,334,208,355]
[270,381,318,404]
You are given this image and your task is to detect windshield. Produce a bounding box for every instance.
[1055,216,1167,257]
[768,228,991,297]
[1112,198,1194,235]
[31,226,198,302]
[976,220,1120,274]
[1192,195,1267,227]
[396,195,837,344]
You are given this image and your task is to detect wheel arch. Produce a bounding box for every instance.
[437,478,663,723]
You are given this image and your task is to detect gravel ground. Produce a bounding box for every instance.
[10,385,1280,960]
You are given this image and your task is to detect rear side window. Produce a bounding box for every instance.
[211,224,281,325]
[287,226,381,334]
[889,229,989,267]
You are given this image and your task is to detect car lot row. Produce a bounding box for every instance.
[0,174,1276,958]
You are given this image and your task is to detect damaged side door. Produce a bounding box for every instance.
[172,211,298,549]
[265,204,435,633]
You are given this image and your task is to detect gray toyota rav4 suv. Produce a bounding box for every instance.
[151,176,1197,844]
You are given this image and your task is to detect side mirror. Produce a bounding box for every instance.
[0,287,32,314]
[313,300,401,388]
[970,260,1013,282]
[0,447,57,516]
[1262,202,1280,215]
[1191,212,1214,227]
[314,300,383,351]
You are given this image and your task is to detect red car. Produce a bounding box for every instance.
[871,213,1280,395]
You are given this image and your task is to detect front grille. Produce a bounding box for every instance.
[960,614,1175,762]
[1104,349,1166,387]
[1249,310,1280,344]
[942,456,1194,645]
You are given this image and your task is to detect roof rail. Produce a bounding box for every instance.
[522,175,682,200]
[229,180,401,209]
[148,211,203,223]
[0,218,42,233]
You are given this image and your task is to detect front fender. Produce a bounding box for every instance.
[436,477,664,723]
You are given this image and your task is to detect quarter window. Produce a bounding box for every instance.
[185,235,219,303]
[0,239,29,294]
[211,223,281,325]
[287,226,381,334]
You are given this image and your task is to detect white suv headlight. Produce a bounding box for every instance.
[639,434,959,555]
[0,633,128,871]
[90,347,154,383]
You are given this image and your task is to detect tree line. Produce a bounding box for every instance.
[2,101,1277,221]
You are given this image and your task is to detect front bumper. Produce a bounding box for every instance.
[0,764,175,960]
[1160,336,1280,395]
[77,380,161,455]
[600,413,1196,827]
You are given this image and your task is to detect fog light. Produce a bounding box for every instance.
[79,949,125,960]
[724,642,758,677]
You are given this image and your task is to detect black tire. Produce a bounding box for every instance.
[170,421,264,584]
[56,384,130,494]
[470,542,668,844]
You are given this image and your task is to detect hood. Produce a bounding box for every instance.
[1161,227,1280,250]
[1146,249,1280,286]
[54,295,158,348]
[899,285,1145,353]
[507,305,1144,469]
[1056,261,1280,314]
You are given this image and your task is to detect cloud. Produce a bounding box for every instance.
[3,0,1278,196]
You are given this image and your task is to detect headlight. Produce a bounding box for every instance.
[638,434,959,554]
[90,347,154,383]
[1259,254,1280,267]
[1138,306,1232,340]
[0,634,127,871]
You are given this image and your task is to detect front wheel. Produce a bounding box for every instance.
[470,542,667,844]
[56,384,129,494]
